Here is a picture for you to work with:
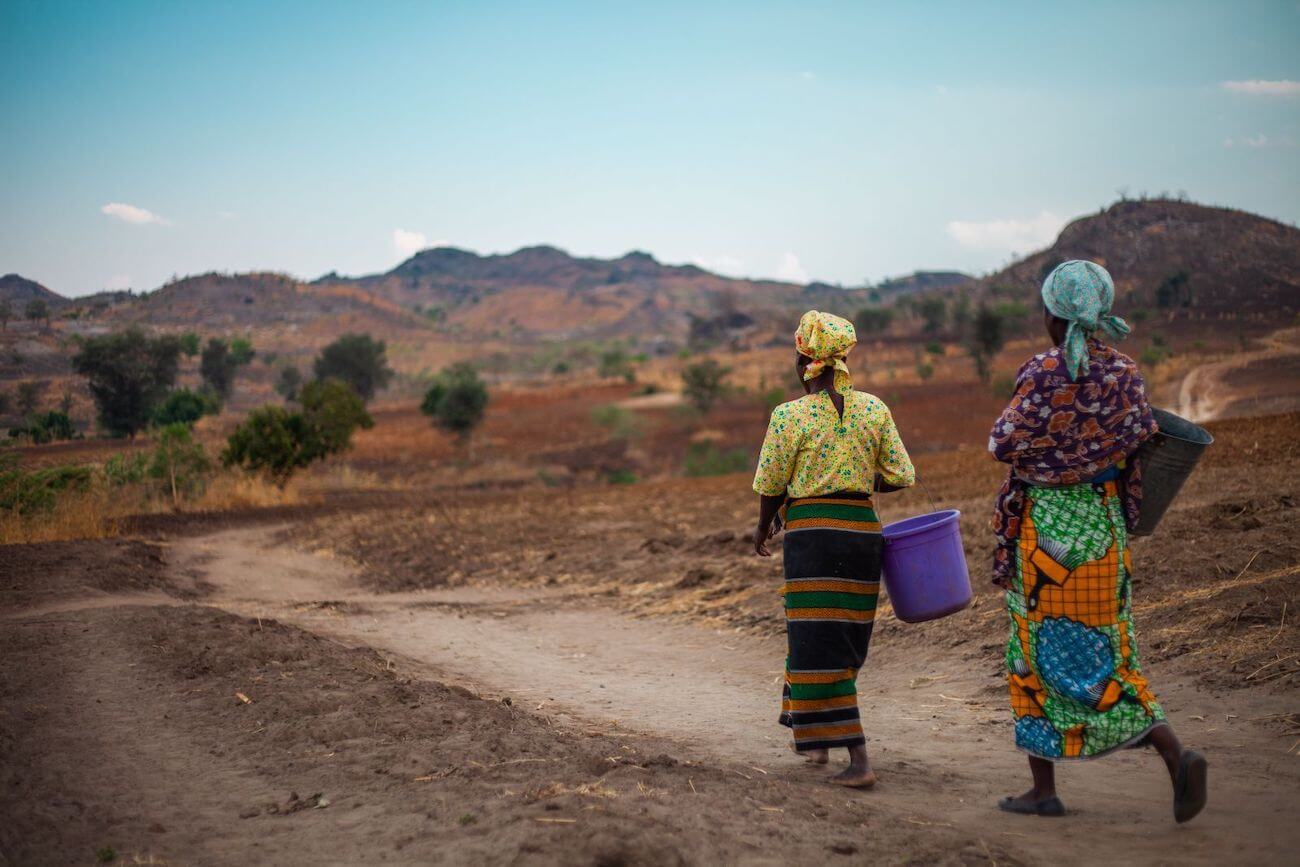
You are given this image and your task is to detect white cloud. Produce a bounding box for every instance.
[1220,79,1300,96]
[393,229,448,258]
[946,211,1066,254]
[690,254,744,276]
[774,252,809,283]
[1223,133,1296,148]
[105,274,132,291]
[101,202,169,225]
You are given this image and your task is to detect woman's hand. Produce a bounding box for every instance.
[754,493,787,557]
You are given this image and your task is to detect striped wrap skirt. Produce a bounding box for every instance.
[778,492,882,753]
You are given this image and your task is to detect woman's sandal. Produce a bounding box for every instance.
[1174,750,1208,824]
[997,795,1066,817]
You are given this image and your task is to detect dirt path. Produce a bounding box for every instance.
[167,525,1299,865]
[1175,327,1300,422]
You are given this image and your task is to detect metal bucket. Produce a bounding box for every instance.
[1131,408,1213,536]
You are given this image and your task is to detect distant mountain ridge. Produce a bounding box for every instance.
[4,198,1296,345]
[317,245,869,341]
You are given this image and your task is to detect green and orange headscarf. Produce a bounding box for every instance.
[795,310,857,395]
[1041,260,1131,380]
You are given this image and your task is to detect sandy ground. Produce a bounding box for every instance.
[3,413,1298,865]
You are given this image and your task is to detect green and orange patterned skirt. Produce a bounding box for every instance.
[1005,479,1166,760]
[779,492,882,753]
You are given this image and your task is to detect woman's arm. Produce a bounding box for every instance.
[754,493,786,557]
[874,406,916,489]
[752,405,798,557]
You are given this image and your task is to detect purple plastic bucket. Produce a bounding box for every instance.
[881,509,972,624]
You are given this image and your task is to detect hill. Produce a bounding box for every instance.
[0,274,68,311]
[318,246,871,342]
[102,271,427,336]
[873,270,975,298]
[982,199,1300,321]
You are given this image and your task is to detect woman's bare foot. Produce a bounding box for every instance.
[828,765,877,788]
[789,741,829,764]
[827,743,875,788]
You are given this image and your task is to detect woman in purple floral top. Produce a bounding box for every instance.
[988,260,1207,824]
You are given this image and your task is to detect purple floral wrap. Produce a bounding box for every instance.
[988,340,1157,586]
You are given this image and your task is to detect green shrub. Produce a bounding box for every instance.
[9,410,76,444]
[590,404,643,440]
[916,362,935,381]
[681,360,730,414]
[853,306,894,336]
[222,379,372,485]
[421,363,489,441]
[103,451,150,487]
[924,341,944,356]
[275,365,303,401]
[605,469,638,485]
[598,348,635,382]
[0,453,93,515]
[152,389,217,427]
[684,442,750,477]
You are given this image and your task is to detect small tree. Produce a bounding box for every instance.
[72,329,182,437]
[313,334,393,402]
[967,303,1008,382]
[421,363,489,443]
[853,306,894,336]
[25,298,50,328]
[275,365,303,401]
[950,294,972,338]
[149,423,211,506]
[681,359,730,414]
[178,332,201,357]
[0,300,12,331]
[916,296,947,335]
[200,338,252,403]
[16,380,43,417]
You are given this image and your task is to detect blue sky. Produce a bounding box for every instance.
[2,1,1298,296]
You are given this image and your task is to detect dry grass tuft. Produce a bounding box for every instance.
[195,472,300,510]
[0,489,120,544]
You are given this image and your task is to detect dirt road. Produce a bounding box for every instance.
[5,409,1298,865]
[1175,327,1300,422]
[146,524,1298,865]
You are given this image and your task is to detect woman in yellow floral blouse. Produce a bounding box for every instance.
[753,310,915,787]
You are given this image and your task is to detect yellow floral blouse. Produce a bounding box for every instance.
[752,390,916,498]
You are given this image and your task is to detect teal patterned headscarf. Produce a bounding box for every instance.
[1041,260,1131,380]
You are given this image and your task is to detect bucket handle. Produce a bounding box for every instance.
[917,472,940,514]
[875,467,941,513]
